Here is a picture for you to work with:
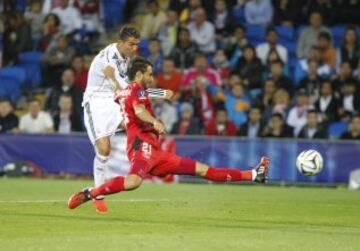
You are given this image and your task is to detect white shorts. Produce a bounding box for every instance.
[83,98,123,145]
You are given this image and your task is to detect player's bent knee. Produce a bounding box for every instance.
[95,138,111,156]
[124,175,142,190]
[195,162,209,177]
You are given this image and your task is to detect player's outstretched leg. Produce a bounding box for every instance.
[92,137,111,213]
[197,156,269,183]
[67,174,142,210]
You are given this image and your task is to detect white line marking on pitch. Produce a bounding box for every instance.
[0,199,170,203]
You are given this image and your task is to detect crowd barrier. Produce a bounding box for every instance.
[0,134,359,183]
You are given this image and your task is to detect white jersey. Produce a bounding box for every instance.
[83,43,129,103]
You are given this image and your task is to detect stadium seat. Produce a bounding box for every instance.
[232,7,245,24]
[19,51,43,88]
[102,0,127,29]
[0,66,27,88]
[276,26,295,42]
[0,76,22,101]
[246,25,266,42]
[328,122,349,139]
[330,26,346,47]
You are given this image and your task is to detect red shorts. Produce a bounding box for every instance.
[128,141,183,179]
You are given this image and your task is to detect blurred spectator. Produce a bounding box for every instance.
[53,94,83,133]
[262,112,293,138]
[158,10,179,56]
[153,99,178,132]
[335,0,360,25]
[170,27,198,71]
[3,11,32,65]
[24,0,45,40]
[298,109,328,139]
[171,102,201,135]
[314,81,340,124]
[187,7,215,55]
[268,60,293,95]
[286,90,312,136]
[226,25,248,68]
[19,99,54,134]
[209,0,234,37]
[297,12,330,58]
[297,46,331,79]
[339,80,360,121]
[256,28,288,65]
[244,0,273,26]
[182,53,222,88]
[234,45,263,89]
[331,61,353,92]
[272,0,304,26]
[298,60,323,104]
[205,107,237,136]
[156,57,182,99]
[238,106,265,138]
[256,78,277,108]
[51,0,82,35]
[71,55,88,92]
[317,31,336,69]
[340,114,360,140]
[147,39,164,75]
[354,59,360,82]
[304,0,335,25]
[212,49,231,80]
[41,35,75,86]
[266,88,291,118]
[338,26,360,70]
[46,68,83,118]
[38,13,62,52]
[74,0,104,33]
[212,83,251,127]
[178,0,202,26]
[140,0,166,39]
[0,99,18,133]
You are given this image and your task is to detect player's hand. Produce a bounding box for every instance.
[102,65,115,78]
[164,90,174,100]
[153,120,166,134]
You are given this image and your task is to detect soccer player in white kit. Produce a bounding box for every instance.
[83,27,172,213]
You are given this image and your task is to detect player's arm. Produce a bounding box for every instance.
[102,65,121,92]
[133,104,166,134]
[146,88,174,100]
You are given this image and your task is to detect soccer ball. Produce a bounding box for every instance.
[296,150,323,176]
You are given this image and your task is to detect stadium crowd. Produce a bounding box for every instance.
[0,0,360,140]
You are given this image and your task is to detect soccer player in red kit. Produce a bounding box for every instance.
[68,57,269,210]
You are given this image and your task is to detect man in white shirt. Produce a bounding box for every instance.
[51,0,82,35]
[245,0,273,26]
[256,28,288,65]
[19,99,54,134]
[83,27,172,213]
[187,7,215,54]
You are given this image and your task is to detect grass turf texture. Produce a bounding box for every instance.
[0,179,359,251]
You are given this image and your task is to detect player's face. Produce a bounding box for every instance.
[118,37,140,58]
[140,66,154,88]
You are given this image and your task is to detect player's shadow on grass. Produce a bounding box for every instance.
[4,211,360,236]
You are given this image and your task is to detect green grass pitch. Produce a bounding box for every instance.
[0,179,359,251]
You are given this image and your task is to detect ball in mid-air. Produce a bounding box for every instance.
[296,150,323,176]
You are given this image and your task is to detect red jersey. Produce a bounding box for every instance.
[116,82,160,154]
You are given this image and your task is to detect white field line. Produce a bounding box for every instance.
[0,199,170,204]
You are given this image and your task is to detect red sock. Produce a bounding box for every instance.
[91,176,125,197]
[205,167,253,182]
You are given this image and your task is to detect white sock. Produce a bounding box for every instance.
[93,153,110,200]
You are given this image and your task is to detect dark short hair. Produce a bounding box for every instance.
[266,27,277,36]
[307,109,318,115]
[127,56,153,81]
[250,105,262,113]
[44,13,60,27]
[271,59,284,67]
[318,31,332,42]
[234,24,246,32]
[271,113,283,120]
[119,26,140,41]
